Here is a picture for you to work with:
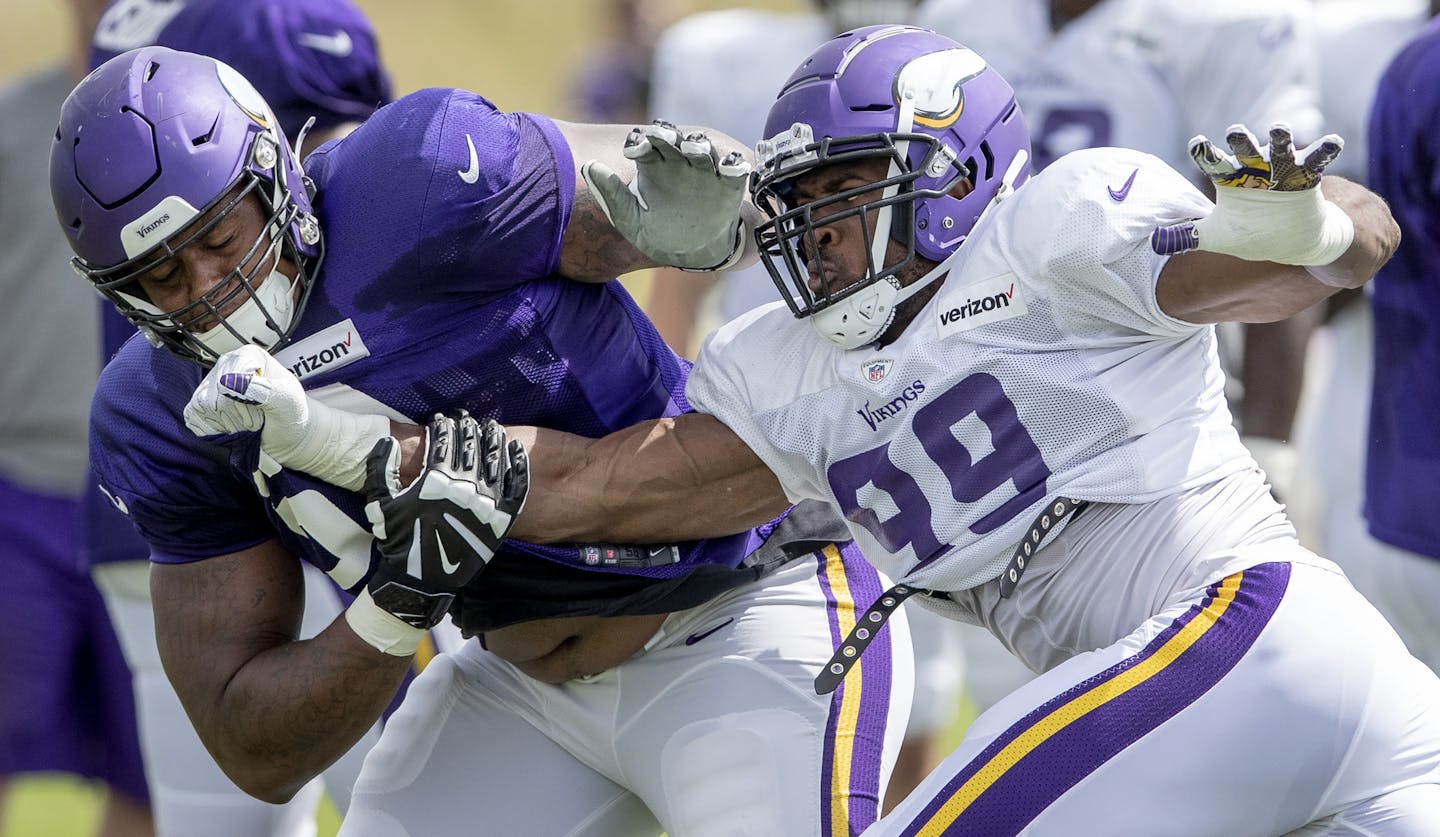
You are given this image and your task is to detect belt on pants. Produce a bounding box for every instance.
[813,497,1087,695]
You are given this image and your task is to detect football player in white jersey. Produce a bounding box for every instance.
[471,26,1440,833]
[642,0,1022,810]
[914,0,1325,511]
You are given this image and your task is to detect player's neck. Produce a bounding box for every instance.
[1050,0,1102,31]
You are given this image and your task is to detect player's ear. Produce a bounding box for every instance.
[948,177,975,200]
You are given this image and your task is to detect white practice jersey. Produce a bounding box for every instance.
[689,147,1255,594]
[916,0,1323,174]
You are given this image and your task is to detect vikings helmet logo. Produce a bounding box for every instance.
[894,47,988,130]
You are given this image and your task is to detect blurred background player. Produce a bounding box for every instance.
[915,0,1325,507]
[82,0,396,833]
[641,0,999,811]
[0,0,151,834]
[1354,7,1440,676]
[1287,0,1435,615]
[568,0,681,124]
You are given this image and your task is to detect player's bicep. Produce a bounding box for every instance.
[151,540,305,741]
[555,121,655,281]
[509,413,788,543]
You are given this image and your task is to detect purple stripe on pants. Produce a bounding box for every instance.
[902,562,1290,836]
[818,541,898,836]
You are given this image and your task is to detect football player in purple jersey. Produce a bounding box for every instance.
[82,1,398,833]
[446,26,1440,833]
[1362,11,1440,677]
[49,42,914,836]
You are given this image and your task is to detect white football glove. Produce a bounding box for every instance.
[183,344,389,490]
[581,120,753,271]
[1151,123,1354,274]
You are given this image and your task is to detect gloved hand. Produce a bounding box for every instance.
[581,120,752,271]
[359,411,528,631]
[183,344,389,490]
[1151,123,1354,272]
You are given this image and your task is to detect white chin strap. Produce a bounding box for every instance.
[809,250,960,350]
[120,267,296,356]
[809,146,1030,351]
[195,267,295,354]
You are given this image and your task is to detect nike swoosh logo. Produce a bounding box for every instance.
[458,134,480,184]
[299,30,353,58]
[1108,168,1138,202]
[685,617,734,646]
[98,483,129,515]
[437,538,464,575]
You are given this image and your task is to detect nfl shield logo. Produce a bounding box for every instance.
[862,359,894,383]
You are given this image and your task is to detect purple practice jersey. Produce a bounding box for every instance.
[89,89,780,627]
[1365,17,1440,562]
[83,0,393,567]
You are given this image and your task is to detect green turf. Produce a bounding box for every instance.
[3,776,339,837]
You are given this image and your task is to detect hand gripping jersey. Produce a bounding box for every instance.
[689,147,1254,593]
[89,89,785,627]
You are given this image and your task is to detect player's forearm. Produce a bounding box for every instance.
[1305,176,1401,290]
[197,624,412,803]
[152,548,412,804]
[507,415,789,543]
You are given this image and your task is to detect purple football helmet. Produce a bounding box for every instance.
[51,46,322,365]
[752,26,1030,348]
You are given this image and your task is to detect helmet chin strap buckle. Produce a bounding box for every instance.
[993,149,1031,204]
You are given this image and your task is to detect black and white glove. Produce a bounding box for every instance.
[581,120,753,271]
[1151,123,1354,272]
[347,411,528,651]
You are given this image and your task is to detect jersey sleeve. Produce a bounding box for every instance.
[306,88,574,299]
[1002,147,1213,339]
[88,347,274,563]
[685,304,828,504]
[1163,0,1323,143]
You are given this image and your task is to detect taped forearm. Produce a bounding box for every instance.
[1303,177,1401,290]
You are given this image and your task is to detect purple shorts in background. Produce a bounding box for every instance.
[0,473,148,803]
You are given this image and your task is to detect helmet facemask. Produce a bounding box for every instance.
[754,125,967,323]
[82,170,318,365]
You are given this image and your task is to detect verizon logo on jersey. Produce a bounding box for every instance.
[936,272,1027,338]
[273,318,370,381]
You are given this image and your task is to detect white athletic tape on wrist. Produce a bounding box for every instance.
[1201,186,1354,268]
[278,403,391,492]
[346,589,426,656]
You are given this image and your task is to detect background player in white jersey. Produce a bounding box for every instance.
[469,26,1440,833]
[82,1,400,833]
[914,0,1325,506]
[50,43,912,836]
[641,0,1003,810]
